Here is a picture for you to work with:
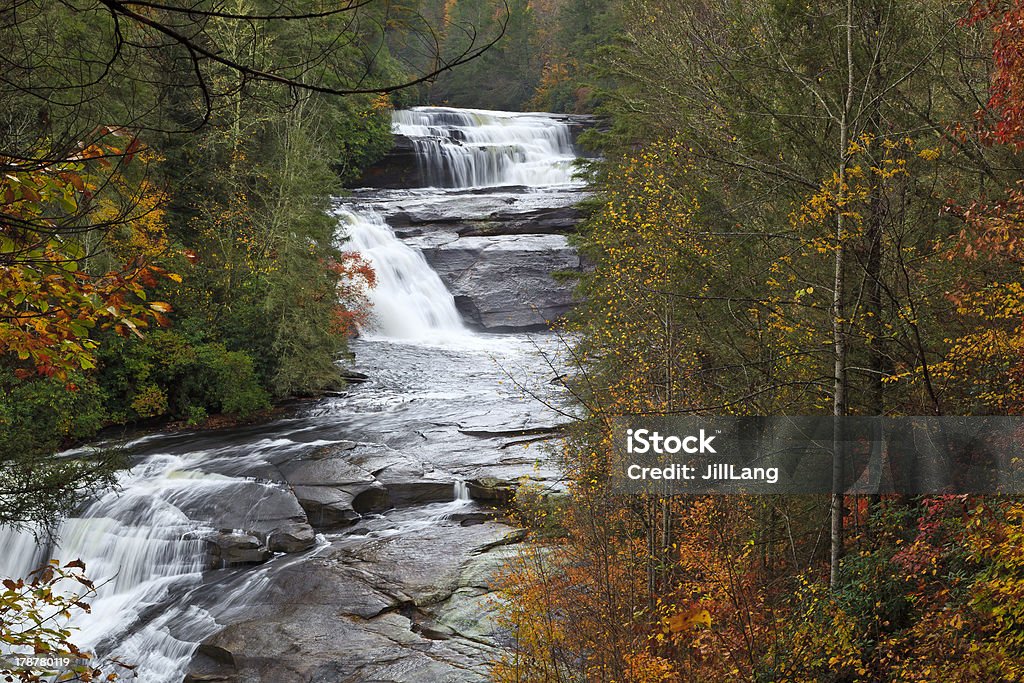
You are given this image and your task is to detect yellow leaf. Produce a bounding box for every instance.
[665,607,711,633]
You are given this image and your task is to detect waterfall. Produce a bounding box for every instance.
[47,456,215,658]
[0,453,285,682]
[341,106,581,340]
[425,480,475,523]
[337,207,466,340]
[392,107,578,189]
[0,525,48,580]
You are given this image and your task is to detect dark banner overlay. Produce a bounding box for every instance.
[611,417,1024,495]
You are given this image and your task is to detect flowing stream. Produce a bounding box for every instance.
[0,106,584,682]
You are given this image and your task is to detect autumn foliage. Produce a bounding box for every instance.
[495,2,1024,681]
[331,251,377,337]
[0,136,174,379]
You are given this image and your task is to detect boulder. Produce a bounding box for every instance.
[281,443,394,528]
[266,522,316,553]
[182,674,232,683]
[466,477,518,505]
[280,442,478,525]
[292,485,373,528]
[373,458,457,507]
[163,479,307,537]
[207,532,271,568]
[183,643,236,683]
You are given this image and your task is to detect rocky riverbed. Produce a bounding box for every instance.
[174,335,573,682]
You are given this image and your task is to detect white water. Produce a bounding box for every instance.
[0,457,220,679]
[337,206,466,341]
[0,438,328,681]
[393,107,578,188]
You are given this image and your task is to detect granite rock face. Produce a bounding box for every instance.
[184,524,523,683]
[280,442,458,528]
[421,234,580,331]
[355,134,427,189]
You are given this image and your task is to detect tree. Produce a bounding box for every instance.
[0,0,509,527]
[429,0,541,110]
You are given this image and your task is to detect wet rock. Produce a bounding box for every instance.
[388,481,459,507]
[466,477,518,504]
[280,442,474,526]
[184,524,519,682]
[183,643,236,682]
[281,444,394,528]
[422,234,581,330]
[374,458,457,507]
[459,425,565,438]
[207,532,271,568]
[157,474,318,560]
[266,522,316,553]
[457,206,582,236]
[340,369,370,384]
[280,449,374,486]
[388,205,581,237]
[292,485,368,528]
[450,510,498,525]
[352,134,427,189]
[170,480,307,536]
[183,672,232,683]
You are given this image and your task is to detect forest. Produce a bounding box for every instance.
[496,1,1024,681]
[2,0,1024,681]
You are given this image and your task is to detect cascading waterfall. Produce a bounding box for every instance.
[0,440,321,682]
[341,107,579,340]
[392,107,578,188]
[0,456,244,680]
[337,207,466,340]
[0,106,580,683]
[0,525,48,580]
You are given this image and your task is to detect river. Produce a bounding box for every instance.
[0,107,586,682]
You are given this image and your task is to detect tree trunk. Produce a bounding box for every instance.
[830,0,854,591]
